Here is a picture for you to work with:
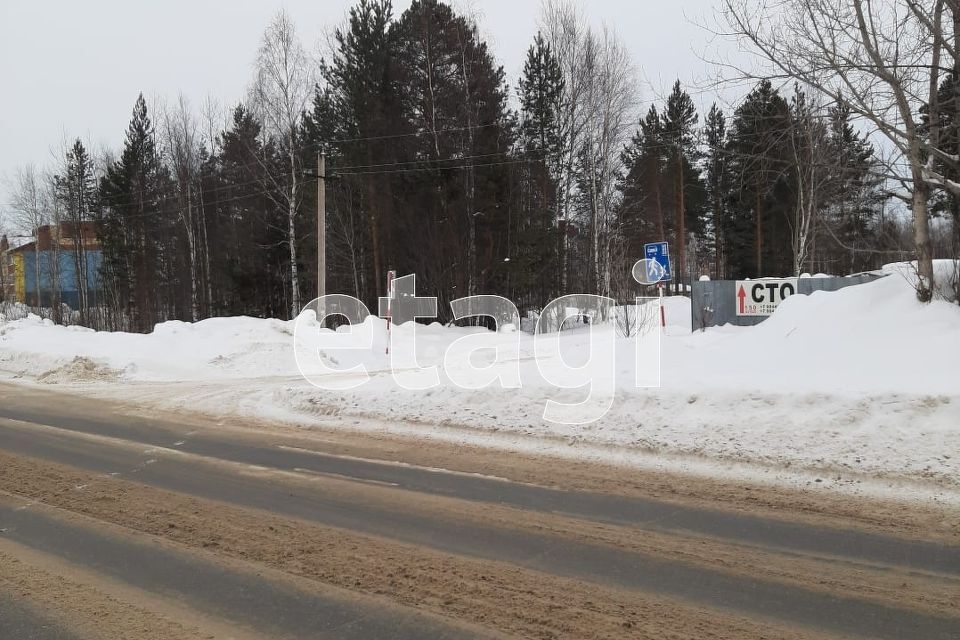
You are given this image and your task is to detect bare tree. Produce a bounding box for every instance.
[328,184,367,298]
[786,87,835,275]
[609,233,645,336]
[541,0,590,291]
[541,2,637,296]
[719,0,959,301]
[161,94,203,321]
[581,25,637,297]
[6,164,47,305]
[44,170,63,322]
[197,94,223,313]
[251,10,313,316]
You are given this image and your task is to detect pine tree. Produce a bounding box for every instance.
[662,81,702,288]
[518,34,564,158]
[212,104,287,317]
[318,0,399,305]
[517,32,565,306]
[703,103,728,278]
[391,0,514,309]
[927,74,960,283]
[823,97,884,273]
[56,139,98,320]
[726,80,791,277]
[100,94,169,331]
[618,106,667,261]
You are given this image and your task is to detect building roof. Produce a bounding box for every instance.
[9,241,37,254]
[4,221,100,254]
[4,236,34,251]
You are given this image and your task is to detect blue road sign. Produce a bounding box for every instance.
[643,242,672,282]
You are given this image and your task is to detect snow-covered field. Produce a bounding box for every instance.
[1,262,958,501]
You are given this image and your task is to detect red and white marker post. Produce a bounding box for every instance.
[658,284,665,329]
[385,270,396,355]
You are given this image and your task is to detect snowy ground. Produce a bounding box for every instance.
[0,262,957,503]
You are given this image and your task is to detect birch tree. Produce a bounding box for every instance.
[541,0,590,291]
[6,164,46,305]
[197,94,223,313]
[251,10,312,316]
[541,2,636,296]
[162,95,203,321]
[786,87,835,275]
[580,26,636,297]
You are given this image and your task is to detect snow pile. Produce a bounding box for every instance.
[668,264,960,395]
[37,356,121,383]
[0,314,297,382]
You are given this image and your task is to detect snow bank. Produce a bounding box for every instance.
[0,262,957,488]
[669,267,960,395]
[0,314,297,382]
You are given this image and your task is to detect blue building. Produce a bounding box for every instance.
[9,222,102,309]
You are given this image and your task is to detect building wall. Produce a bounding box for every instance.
[13,254,24,303]
[20,249,102,308]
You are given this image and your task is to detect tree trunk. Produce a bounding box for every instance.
[713,196,723,279]
[912,173,935,301]
[186,183,199,322]
[654,178,665,241]
[73,224,88,324]
[366,176,382,298]
[198,186,213,316]
[33,241,41,308]
[458,33,478,297]
[287,144,301,317]
[755,189,763,276]
[588,150,601,294]
[676,147,686,294]
[51,227,61,324]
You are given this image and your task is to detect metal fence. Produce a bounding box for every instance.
[690,273,884,331]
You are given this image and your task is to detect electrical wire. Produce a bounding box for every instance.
[3,154,545,224]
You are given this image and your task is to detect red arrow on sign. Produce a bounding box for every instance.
[737,285,746,314]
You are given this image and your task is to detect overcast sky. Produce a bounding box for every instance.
[0,0,739,230]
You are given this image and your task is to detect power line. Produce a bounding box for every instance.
[306,121,506,149]
[8,150,543,214]
[333,156,540,176]
[4,184,282,225]
[334,150,547,172]
[3,155,542,224]
[334,151,506,171]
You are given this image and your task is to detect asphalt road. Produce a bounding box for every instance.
[0,496,479,640]
[0,383,957,639]
[0,592,81,640]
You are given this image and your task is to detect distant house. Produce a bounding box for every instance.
[0,236,19,301]
[2,222,102,308]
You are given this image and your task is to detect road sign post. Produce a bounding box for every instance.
[658,284,665,328]
[385,270,396,354]
[643,242,671,330]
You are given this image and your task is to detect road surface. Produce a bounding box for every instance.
[0,382,957,639]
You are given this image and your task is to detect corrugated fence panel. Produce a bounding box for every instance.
[691,274,884,331]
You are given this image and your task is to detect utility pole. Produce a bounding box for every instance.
[317,151,326,301]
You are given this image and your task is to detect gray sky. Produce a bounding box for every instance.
[0,0,734,230]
